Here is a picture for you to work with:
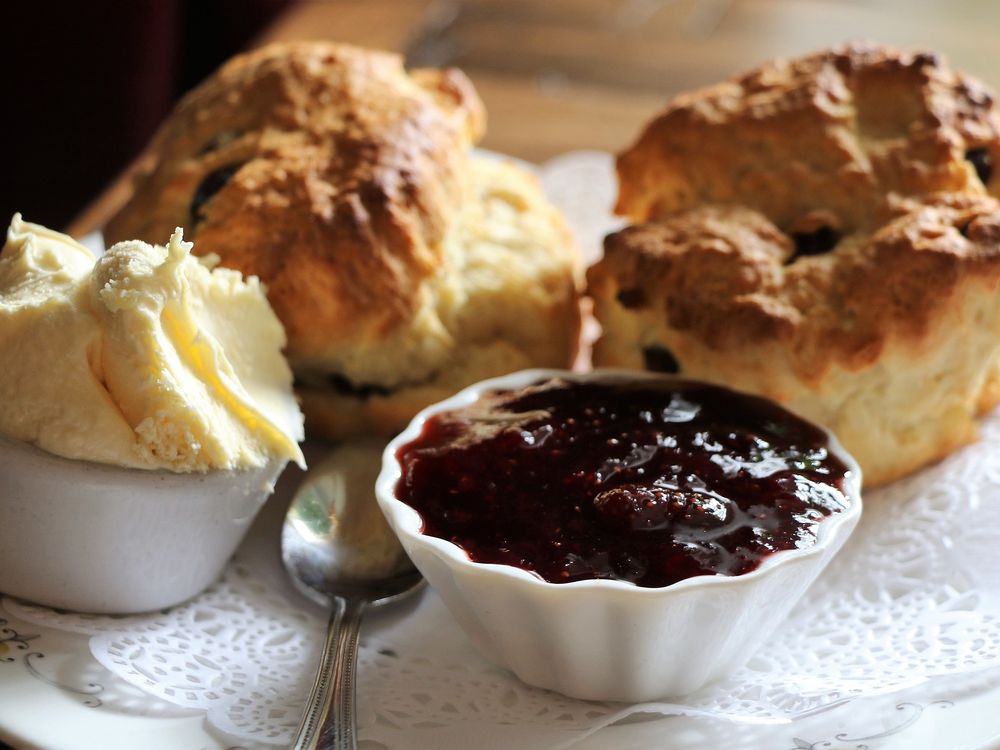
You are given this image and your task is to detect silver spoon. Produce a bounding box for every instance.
[282,438,423,749]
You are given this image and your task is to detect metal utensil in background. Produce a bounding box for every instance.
[282,439,423,750]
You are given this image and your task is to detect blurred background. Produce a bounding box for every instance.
[4,0,1000,233]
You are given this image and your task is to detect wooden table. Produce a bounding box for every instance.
[68,0,1000,237]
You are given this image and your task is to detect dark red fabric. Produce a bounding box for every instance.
[1,0,294,231]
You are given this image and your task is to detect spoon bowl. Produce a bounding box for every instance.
[282,438,423,750]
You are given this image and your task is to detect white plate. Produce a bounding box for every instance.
[2,477,1000,750]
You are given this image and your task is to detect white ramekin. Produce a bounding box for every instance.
[0,434,288,614]
[376,369,863,703]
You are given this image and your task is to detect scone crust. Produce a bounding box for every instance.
[593,42,1000,486]
[617,42,1000,232]
[301,155,583,438]
[106,41,486,364]
[592,197,1000,377]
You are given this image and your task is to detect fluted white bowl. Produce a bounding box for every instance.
[0,434,289,614]
[376,369,863,703]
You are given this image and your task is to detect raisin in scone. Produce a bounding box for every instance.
[107,42,581,438]
[589,43,1000,486]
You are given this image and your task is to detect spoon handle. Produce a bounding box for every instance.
[292,596,367,750]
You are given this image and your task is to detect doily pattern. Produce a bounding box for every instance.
[6,562,322,743]
[6,153,1000,748]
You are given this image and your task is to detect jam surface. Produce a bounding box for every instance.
[395,378,852,587]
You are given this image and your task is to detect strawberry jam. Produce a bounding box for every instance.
[395,378,852,587]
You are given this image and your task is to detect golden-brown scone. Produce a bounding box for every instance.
[616,41,1000,229]
[299,155,582,437]
[591,43,1000,486]
[107,42,581,438]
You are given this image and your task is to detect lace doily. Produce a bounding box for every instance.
[6,152,1000,748]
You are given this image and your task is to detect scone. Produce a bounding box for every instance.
[106,42,581,438]
[589,42,1000,486]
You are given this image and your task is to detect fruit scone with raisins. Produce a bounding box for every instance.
[588,42,1000,486]
[107,42,582,439]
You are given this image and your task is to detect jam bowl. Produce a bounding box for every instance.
[0,434,291,614]
[376,369,863,703]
